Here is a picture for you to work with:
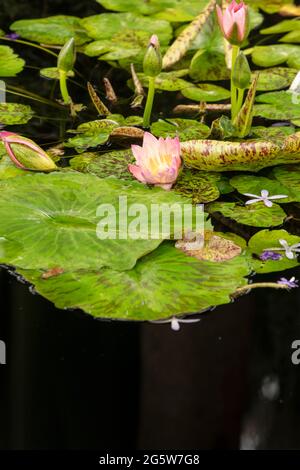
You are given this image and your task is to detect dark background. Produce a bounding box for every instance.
[1,0,300,450]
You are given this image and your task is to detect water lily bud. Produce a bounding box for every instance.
[143,34,162,78]
[232,51,251,89]
[216,1,249,46]
[57,37,76,73]
[0,131,57,171]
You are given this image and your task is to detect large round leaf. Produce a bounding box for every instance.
[17,242,250,320]
[151,119,210,141]
[230,175,292,203]
[181,84,230,102]
[0,172,190,272]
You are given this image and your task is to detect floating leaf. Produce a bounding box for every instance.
[65,119,118,152]
[16,242,249,320]
[252,45,300,69]
[181,83,230,102]
[81,13,172,45]
[174,169,220,203]
[247,0,292,14]
[208,201,286,227]
[248,229,300,274]
[210,116,236,140]
[71,149,135,180]
[0,103,33,125]
[0,155,26,179]
[11,16,90,45]
[0,172,190,272]
[132,71,190,91]
[230,175,292,203]
[84,31,149,61]
[260,18,300,36]
[151,118,210,141]
[181,132,300,172]
[0,45,24,77]
[272,165,300,202]
[251,125,295,141]
[253,67,297,91]
[254,90,300,120]
[162,0,216,70]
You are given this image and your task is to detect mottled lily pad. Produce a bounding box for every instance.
[65,119,118,152]
[174,169,220,203]
[253,68,297,91]
[0,172,190,272]
[0,103,34,125]
[151,119,210,141]
[10,16,90,45]
[16,242,250,320]
[229,175,292,203]
[81,13,172,45]
[71,149,135,181]
[133,71,190,92]
[248,229,300,274]
[254,91,300,120]
[272,165,300,202]
[208,201,286,227]
[252,45,300,69]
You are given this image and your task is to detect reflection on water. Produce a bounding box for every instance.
[1,266,300,449]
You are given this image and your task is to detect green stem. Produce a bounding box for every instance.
[59,70,71,105]
[236,88,244,115]
[232,282,290,299]
[0,36,58,58]
[143,76,156,128]
[230,45,240,121]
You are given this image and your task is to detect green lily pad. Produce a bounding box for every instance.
[0,103,34,125]
[279,30,300,44]
[208,201,286,227]
[71,149,135,181]
[252,45,300,69]
[10,16,90,45]
[272,165,300,202]
[133,71,190,92]
[260,18,300,36]
[248,229,300,274]
[210,116,237,140]
[0,45,24,77]
[65,119,119,152]
[0,155,26,179]
[84,30,150,61]
[151,119,210,141]
[17,242,249,320]
[247,0,292,14]
[254,91,300,120]
[251,126,296,141]
[174,169,220,203]
[229,175,292,203]
[253,68,297,91]
[181,84,230,102]
[81,13,172,45]
[0,172,191,272]
[40,67,74,80]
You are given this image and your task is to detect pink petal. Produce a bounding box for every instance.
[223,8,234,38]
[131,144,144,165]
[155,183,173,191]
[143,132,159,150]
[216,5,225,34]
[128,164,147,184]
[234,7,246,41]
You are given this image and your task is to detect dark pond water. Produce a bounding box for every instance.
[1,0,300,451]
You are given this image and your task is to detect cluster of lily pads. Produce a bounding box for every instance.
[0,0,299,323]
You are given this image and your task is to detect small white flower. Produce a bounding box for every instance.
[151,316,200,331]
[243,189,288,208]
[267,239,300,260]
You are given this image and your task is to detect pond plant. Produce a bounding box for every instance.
[0,0,300,327]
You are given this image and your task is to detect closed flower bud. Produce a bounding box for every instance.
[0,131,57,171]
[143,34,162,78]
[57,37,76,73]
[216,1,249,46]
[232,51,251,89]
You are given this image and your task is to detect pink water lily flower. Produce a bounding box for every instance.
[216,0,249,45]
[129,132,181,190]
